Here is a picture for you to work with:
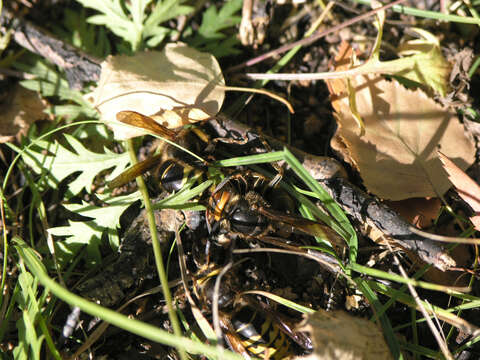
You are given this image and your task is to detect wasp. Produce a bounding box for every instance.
[109,110,219,195]
[190,259,313,359]
[205,171,343,252]
[222,302,308,359]
[175,227,316,359]
[110,111,343,252]
[183,246,312,359]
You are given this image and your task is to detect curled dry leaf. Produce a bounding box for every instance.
[296,309,393,360]
[328,44,475,200]
[89,43,225,139]
[0,84,48,143]
[438,151,480,231]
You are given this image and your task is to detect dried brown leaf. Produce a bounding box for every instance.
[0,84,48,143]
[438,151,480,231]
[296,309,393,360]
[328,45,474,200]
[89,43,225,139]
[386,198,442,229]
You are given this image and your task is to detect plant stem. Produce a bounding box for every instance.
[126,139,186,360]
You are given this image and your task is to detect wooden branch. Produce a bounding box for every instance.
[1,8,101,89]
[319,177,456,271]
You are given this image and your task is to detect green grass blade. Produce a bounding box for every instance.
[13,237,243,359]
[354,0,480,24]
[282,148,358,263]
[354,277,403,359]
[213,151,285,167]
[349,263,469,294]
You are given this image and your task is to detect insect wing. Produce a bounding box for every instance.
[219,312,261,359]
[258,207,336,239]
[264,306,313,350]
[116,111,177,139]
[108,154,163,188]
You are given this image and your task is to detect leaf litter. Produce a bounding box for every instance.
[439,151,480,232]
[90,42,226,139]
[89,42,292,140]
[0,84,48,143]
[299,309,393,360]
[327,43,475,200]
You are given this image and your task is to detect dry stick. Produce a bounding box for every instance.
[318,177,456,271]
[0,8,101,89]
[226,0,409,73]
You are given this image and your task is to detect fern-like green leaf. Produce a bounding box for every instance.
[187,0,242,57]
[16,59,97,119]
[53,8,111,58]
[48,192,141,266]
[198,0,242,39]
[142,0,192,47]
[20,134,130,197]
[76,0,193,51]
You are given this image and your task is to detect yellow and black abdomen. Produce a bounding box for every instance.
[155,159,205,193]
[230,305,293,360]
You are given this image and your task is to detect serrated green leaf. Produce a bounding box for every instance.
[143,0,192,37]
[76,0,193,51]
[50,221,102,265]
[186,0,242,57]
[145,30,171,47]
[63,192,141,229]
[393,46,450,96]
[16,59,97,116]
[198,37,241,58]
[87,14,137,45]
[53,8,111,58]
[48,192,141,266]
[20,134,130,197]
[130,0,152,27]
[198,0,242,38]
[344,43,451,97]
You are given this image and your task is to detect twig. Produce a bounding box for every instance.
[0,8,101,89]
[226,0,409,73]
